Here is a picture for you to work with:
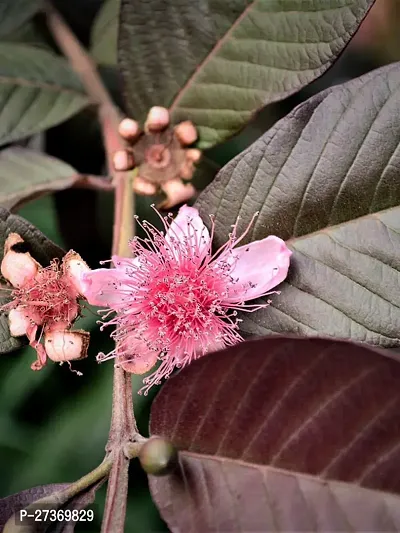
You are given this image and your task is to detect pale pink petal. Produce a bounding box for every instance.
[26,323,47,371]
[165,205,210,259]
[80,269,132,308]
[119,350,159,375]
[221,236,292,303]
[111,255,141,270]
[117,337,159,375]
[62,252,91,297]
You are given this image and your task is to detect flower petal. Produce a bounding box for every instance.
[165,205,210,260]
[62,251,91,296]
[117,338,159,375]
[111,255,141,270]
[80,269,132,308]
[222,236,292,303]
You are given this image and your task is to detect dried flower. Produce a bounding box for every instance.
[1,234,90,373]
[81,206,292,393]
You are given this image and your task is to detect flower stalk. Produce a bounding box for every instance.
[45,4,143,532]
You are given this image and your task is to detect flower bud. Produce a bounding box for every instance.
[44,329,90,362]
[174,121,198,145]
[145,106,170,132]
[1,234,39,288]
[8,307,31,336]
[62,251,91,297]
[139,437,178,476]
[119,118,139,139]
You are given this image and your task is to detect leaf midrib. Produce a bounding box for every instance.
[0,75,87,97]
[284,207,399,246]
[0,174,78,200]
[168,0,257,114]
[168,0,362,114]
[180,449,400,496]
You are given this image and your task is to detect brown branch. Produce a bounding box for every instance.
[72,175,114,192]
[45,1,115,109]
[45,4,139,533]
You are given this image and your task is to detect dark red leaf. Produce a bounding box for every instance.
[0,483,68,530]
[149,336,400,531]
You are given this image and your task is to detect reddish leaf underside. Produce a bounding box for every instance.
[149,336,400,532]
[0,480,103,533]
[0,484,68,530]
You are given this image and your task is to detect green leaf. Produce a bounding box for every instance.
[91,0,119,66]
[0,44,89,146]
[0,0,42,38]
[119,0,375,149]
[0,208,65,354]
[0,148,81,211]
[149,336,400,531]
[2,19,52,50]
[195,62,400,348]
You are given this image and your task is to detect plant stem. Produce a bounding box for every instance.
[100,163,136,533]
[55,457,113,502]
[45,5,140,532]
[72,174,114,191]
[45,1,115,109]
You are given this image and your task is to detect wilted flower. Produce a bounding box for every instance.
[81,206,291,393]
[1,233,90,373]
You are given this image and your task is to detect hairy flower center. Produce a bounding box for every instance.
[147,266,222,337]
[13,264,77,326]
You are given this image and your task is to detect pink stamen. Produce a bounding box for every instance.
[82,206,291,394]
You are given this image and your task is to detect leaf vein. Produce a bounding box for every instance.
[293,247,400,313]
[270,365,376,466]
[240,347,330,460]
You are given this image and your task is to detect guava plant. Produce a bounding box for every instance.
[1,0,400,532]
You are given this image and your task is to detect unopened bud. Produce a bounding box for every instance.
[1,234,39,288]
[8,307,31,336]
[145,107,170,132]
[174,121,198,145]
[119,118,139,139]
[62,251,91,296]
[139,437,178,476]
[44,329,89,362]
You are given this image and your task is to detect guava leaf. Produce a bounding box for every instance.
[0,484,68,530]
[0,0,42,38]
[149,336,400,532]
[0,44,89,146]
[196,62,400,348]
[119,0,375,148]
[0,148,81,211]
[91,0,119,66]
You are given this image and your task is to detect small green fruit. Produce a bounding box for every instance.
[139,437,178,476]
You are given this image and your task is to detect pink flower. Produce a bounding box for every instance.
[81,206,291,393]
